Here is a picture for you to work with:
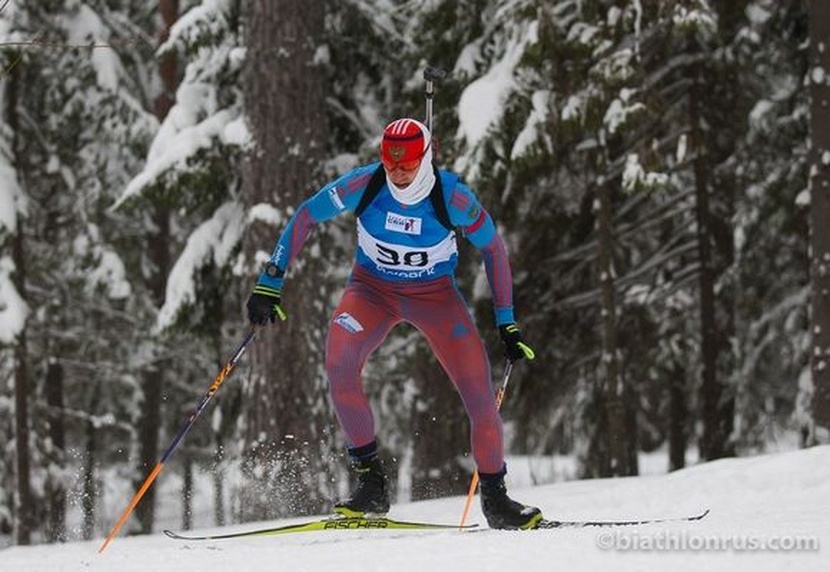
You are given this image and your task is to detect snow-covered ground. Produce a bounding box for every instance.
[3,445,829,572]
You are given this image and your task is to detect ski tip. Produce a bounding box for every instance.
[162,530,181,539]
[695,508,711,520]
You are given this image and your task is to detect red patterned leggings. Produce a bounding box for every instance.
[325,266,504,473]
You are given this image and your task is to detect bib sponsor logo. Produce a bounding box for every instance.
[373,263,437,280]
[385,213,422,235]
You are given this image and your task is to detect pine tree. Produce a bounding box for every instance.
[808,0,830,434]
[112,0,251,531]
[728,0,810,449]
[1,0,158,543]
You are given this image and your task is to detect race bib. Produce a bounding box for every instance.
[357,218,456,272]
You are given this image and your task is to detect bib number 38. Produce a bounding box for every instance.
[376,244,429,267]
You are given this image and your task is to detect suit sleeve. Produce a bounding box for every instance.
[256,164,377,289]
[447,182,515,326]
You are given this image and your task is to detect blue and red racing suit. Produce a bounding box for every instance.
[258,162,517,473]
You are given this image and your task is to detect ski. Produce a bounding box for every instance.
[535,508,710,529]
[163,509,709,540]
[164,516,478,541]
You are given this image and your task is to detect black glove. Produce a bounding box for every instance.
[246,285,286,325]
[499,324,536,363]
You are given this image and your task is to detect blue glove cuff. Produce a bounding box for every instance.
[494,306,515,327]
[256,271,284,291]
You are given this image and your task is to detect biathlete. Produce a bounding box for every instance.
[247,118,541,529]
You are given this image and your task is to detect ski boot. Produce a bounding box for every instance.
[479,470,542,530]
[334,444,389,518]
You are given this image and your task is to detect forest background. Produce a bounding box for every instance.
[2,0,830,547]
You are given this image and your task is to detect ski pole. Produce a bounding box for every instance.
[98,326,260,553]
[423,65,447,134]
[458,360,514,530]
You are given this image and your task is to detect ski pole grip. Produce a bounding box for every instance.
[424,66,448,84]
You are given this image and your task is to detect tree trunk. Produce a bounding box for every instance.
[134,0,178,534]
[596,178,636,476]
[213,440,226,527]
[182,454,193,530]
[132,172,170,535]
[134,366,162,534]
[82,384,100,541]
[691,68,732,460]
[13,326,33,546]
[810,0,830,429]
[240,0,329,519]
[8,52,33,547]
[45,360,67,542]
[155,0,179,120]
[668,361,688,471]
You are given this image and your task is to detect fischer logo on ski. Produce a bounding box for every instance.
[323,519,390,530]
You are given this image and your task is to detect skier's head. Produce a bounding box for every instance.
[380,118,433,189]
